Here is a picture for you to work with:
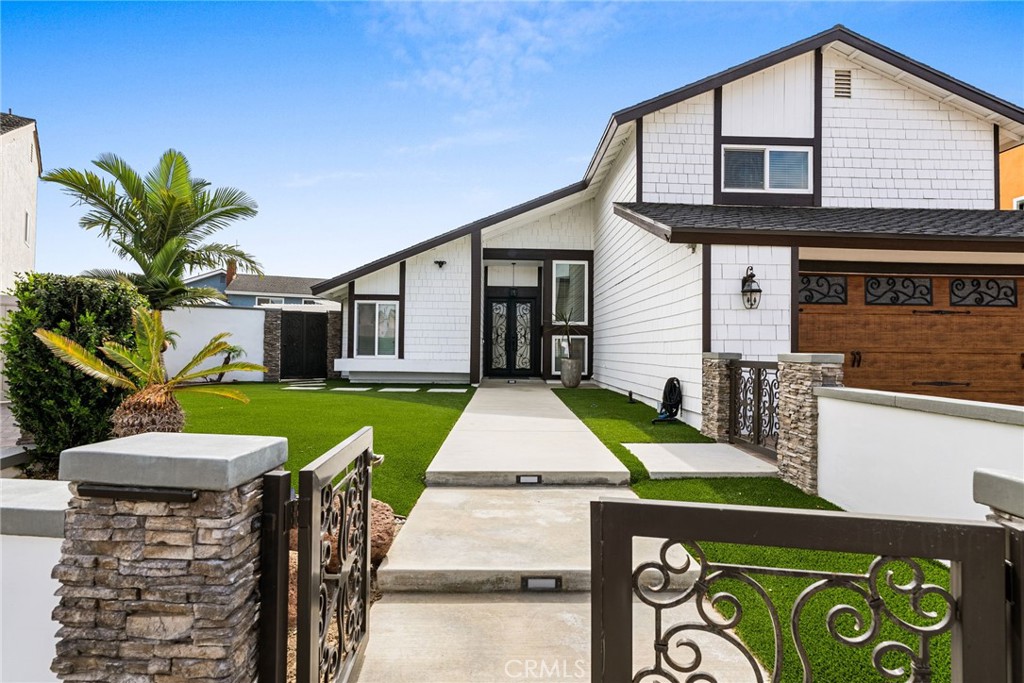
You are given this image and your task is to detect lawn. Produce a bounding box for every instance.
[178,381,473,516]
[556,389,951,682]
[552,387,713,482]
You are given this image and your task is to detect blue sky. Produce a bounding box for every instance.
[3,1,1022,281]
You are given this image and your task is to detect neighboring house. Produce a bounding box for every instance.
[185,269,335,308]
[314,25,1024,419]
[1,111,41,404]
[1001,145,1024,210]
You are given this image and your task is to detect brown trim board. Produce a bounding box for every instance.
[993,124,1001,210]
[470,230,482,384]
[712,88,723,205]
[702,244,712,353]
[635,117,644,201]
[799,260,1024,277]
[813,48,823,208]
[398,261,406,359]
[346,282,354,359]
[790,246,800,352]
[352,294,400,301]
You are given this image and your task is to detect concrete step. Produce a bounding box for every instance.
[357,593,762,682]
[378,487,638,592]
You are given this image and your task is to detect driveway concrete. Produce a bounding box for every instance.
[425,384,629,486]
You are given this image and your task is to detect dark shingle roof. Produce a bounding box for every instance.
[614,203,1024,252]
[226,274,326,296]
[0,112,35,135]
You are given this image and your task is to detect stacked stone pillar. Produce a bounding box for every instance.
[775,353,844,495]
[262,308,281,382]
[701,352,741,442]
[51,433,286,683]
[326,309,343,379]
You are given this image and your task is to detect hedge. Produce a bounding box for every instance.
[1,273,145,459]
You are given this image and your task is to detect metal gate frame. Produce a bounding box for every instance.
[260,427,379,683]
[591,498,1016,683]
[729,359,780,458]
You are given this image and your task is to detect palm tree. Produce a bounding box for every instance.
[34,307,266,437]
[43,149,262,311]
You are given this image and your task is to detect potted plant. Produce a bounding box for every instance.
[554,308,582,388]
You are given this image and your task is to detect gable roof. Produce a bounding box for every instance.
[227,274,327,297]
[1,112,42,175]
[316,25,1024,295]
[614,203,1024,252]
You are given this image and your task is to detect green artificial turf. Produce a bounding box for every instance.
[178,381,473,516]
[633,478,952,683]
[552,387,713,482]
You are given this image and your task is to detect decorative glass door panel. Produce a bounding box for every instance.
[486,296,537,377]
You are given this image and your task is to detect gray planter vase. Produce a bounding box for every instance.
[560,358,582,388]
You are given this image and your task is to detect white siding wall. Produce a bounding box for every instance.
[354,263,400,295]
[821,49,995,208]
[709,245,791,360]
[722,53,815,138]
[404,236,472,363]
[482,201,593,250]
[641,93,715,204]
[593,129,705,426]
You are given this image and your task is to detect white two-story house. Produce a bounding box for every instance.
[314,26,1024,421]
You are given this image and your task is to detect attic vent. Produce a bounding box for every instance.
[834,70,852,98]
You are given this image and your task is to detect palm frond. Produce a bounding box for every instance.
[33,329,136,390]
[173,385,251,403]
[183,243,263,275]
[93,153,147,205]
[170,332,233,381]
[144,149,193,202]
[42,167,141,239]
[172,361,266,386]
[99,341,152,384]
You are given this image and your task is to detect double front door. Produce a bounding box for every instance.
[485,295,538,377]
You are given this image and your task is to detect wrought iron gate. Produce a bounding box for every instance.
[592,499,1019,683]
[260,427,379,683]
[729,359,779,457]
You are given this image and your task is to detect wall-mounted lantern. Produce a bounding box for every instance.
[741,266,762,310]
[434,260,447,269]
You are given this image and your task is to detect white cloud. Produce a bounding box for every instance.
[282,170,374,189]
[370,3,620,104]
[391,128,525,155]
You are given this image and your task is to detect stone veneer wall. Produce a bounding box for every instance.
[262,308,281,382]
[326,310,342,379]
[776,354,844,494]
[51,480,263,683]
[700,352,740,441]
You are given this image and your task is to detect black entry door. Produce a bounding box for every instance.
[281,311,328,379]
[485,296,538,377]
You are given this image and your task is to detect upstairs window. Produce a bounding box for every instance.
[356,301,397,357]
[723,146,811,194]
[255,296,284,306]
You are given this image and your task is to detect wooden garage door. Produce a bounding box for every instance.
[798,274,1024,406]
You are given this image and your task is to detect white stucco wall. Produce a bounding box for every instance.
[163,306,266,382]
[592,129,704,425]
[709,245,791,360]
[821,49,995,209]
[817,389,1024,521]
[641,93,714,204]
[1,122,38,294]
[481,200,594,250]
[0,534,61,682]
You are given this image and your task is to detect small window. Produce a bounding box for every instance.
[553,261,588,324]
[1014,196,1024,210]
[255,296,284,306]
[722,146,812,193]
[24,212,30,244]
[302,298,321,305]
[552,336,588,376]
[356,301,398,357]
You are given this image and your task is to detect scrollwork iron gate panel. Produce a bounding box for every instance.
[591,499,1011,683]
[729,360,779,457]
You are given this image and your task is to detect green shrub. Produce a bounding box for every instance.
[1,273,145,459]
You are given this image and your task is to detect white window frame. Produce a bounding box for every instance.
[721,144,813,194]
[355,301,399,358]
[255,296,284,306]
[302,298,321,305]
[552,260,589,325]
[552,336,588,376]
[1013,195,1024,210]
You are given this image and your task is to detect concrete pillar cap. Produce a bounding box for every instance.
[777,353,845,364]
[702,352,742,360]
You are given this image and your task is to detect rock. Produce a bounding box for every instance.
[370,499,396,564]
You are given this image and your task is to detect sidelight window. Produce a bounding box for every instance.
[356,301,398,357]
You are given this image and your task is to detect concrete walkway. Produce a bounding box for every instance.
[425,382,629,486]
[364,382,757,681]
